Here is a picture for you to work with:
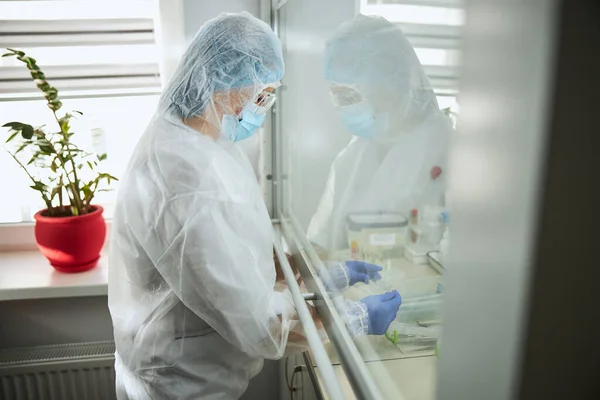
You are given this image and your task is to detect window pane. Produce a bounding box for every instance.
[0,94,159,223]
[363,4,465,25]
[0,0,157,20]
[0,45,159,67]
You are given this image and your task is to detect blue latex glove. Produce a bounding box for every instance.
[346,260,382,286]
[360,290,402,335]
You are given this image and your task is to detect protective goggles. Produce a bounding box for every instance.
[246,87,278,115]
[329,85,364,107]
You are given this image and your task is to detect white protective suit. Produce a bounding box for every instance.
[307,15,452,254]
[108,13,297,400]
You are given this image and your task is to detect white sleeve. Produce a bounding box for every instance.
[152,196,294,360]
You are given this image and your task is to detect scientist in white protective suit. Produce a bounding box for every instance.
[308,14,451,256]
[108,12,400,400]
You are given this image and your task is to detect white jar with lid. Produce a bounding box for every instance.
[347,212,408,262]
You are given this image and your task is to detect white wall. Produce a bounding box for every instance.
[183,0,261,42]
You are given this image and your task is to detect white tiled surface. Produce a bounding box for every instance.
[0,251,108,301]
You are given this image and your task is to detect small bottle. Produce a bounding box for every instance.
[350,240,359,260]
[409,208,419,226]
[90,118,107,158]
[408,209,420,244]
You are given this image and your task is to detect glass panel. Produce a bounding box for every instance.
[276,0,462,398]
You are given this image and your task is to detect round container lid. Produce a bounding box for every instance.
[347,212,408,230]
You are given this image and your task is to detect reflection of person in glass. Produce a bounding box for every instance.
[308,14,451,259]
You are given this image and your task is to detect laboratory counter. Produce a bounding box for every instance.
[314,355,437,400]
[308,252,442,399]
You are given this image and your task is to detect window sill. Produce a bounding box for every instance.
[0,250,108,301]
[0,220,112,251]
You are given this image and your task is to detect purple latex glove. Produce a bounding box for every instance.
[360,290,402,335]
[346,260,382,286]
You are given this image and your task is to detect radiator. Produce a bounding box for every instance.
[0,341,116,400]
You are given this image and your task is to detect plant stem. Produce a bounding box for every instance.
[58,175,63,209]
[51,110,83,214]
[8,151,52,212]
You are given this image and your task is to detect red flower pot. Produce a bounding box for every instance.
[34,205,106,273]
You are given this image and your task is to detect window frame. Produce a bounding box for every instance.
[0,0,184,252]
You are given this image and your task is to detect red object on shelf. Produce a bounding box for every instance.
[34,205,106,273]
[431,166,442,180]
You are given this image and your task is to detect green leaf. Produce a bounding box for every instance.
[44,91,57,101]
[15,143,28,154]
[1,53,14,58]
[21,124,34,139]
[87,161,94,170]
[47,100,62,111]
[50,161,57,172]
[29,180,46,192]
[82,184,92,199]
[2,121,24,129]
[37,82,50,91]
[6,131,19,143]
[27,151,42,165]
[97,153,107,162]
[38,142,53,155]
[60,119,70,133]
[6,48,25,57]
[30,70,46,80]
[73,110,83,116]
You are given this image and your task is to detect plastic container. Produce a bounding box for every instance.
[347,212,408,262]
[393,275,441,298]
[386,322,440,353]
[427,251,444,274]
[385,291,443,354]
[396,293,443,325]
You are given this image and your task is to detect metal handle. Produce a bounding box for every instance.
[273,225,345,400]
[284,215,386,400]
[303,351,325,400]
[303,292,317,301]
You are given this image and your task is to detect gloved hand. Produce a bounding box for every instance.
[359,290,402,335]
[346,260,382,286]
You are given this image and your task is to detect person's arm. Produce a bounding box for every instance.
[319,260,383,292]
[150,196,294,360]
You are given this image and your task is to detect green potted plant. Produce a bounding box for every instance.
[2,48,117,272]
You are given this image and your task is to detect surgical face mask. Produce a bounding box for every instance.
[330,85,389,140]
[221,108,266,142]
[337,101,389,140]
[221,88,276,142]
